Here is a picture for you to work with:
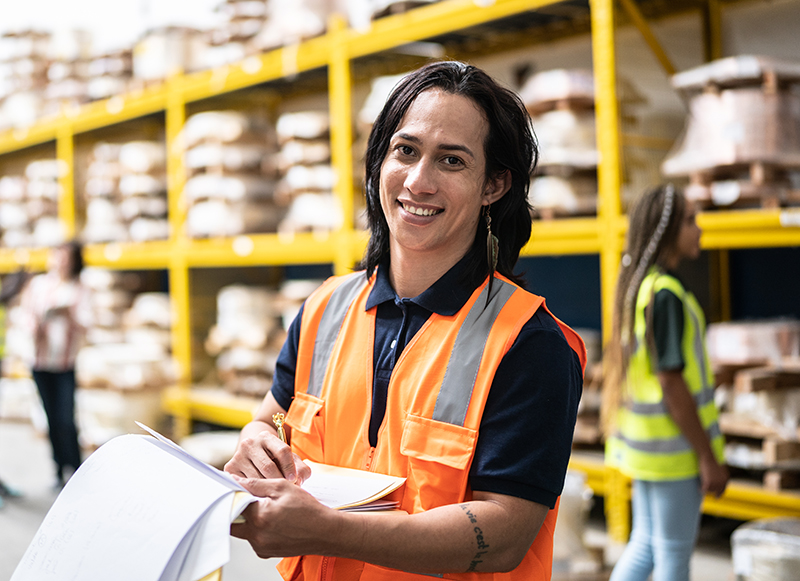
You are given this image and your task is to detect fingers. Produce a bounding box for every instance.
[224,431,302,483]
[294,456,312,485]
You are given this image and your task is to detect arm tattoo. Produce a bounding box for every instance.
[460,504,490,572]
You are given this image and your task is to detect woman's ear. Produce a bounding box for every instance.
[483,170,512,205]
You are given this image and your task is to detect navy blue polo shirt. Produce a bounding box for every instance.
[271,254,583,509]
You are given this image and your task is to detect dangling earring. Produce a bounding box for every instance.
[484,205,499,306]
[484,204,498,273]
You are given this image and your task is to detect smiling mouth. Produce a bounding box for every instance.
[400,201,443,217]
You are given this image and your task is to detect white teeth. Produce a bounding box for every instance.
[402,202,440,216]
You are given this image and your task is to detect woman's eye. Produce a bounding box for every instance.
[443,156,463,166]
[397,145,414,156]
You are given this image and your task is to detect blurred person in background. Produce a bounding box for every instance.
[602,184,728,581]
[20,241,91,488]
[0,269,29,506]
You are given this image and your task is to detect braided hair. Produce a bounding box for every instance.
[601,184,686,435]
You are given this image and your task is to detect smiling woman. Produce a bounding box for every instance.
[376,89,510,298]
[224,61,586,581]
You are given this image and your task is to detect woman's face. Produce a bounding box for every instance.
[379,89,509,265]
[674,198,702,262]
[48,246,73,279]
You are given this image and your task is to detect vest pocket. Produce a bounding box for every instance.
[400,414,477,511]
[285,391,325,461]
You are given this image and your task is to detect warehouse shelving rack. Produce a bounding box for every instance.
[2,0,800,542]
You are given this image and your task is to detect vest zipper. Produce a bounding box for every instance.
[320,555,333,581]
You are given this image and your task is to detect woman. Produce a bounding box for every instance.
[602,184,728,581]
[224,61,586,580]
[22,241,90,487]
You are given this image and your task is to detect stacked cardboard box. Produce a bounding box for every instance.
[663,55,800,208]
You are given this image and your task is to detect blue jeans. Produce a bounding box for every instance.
[33,370,82,481]
[610,478,703,581]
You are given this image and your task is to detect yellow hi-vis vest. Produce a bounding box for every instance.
[606,268,724,481]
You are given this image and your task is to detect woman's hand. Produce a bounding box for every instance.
[230,476,340,559]
[224,428,311,484]
[699,455,729,498]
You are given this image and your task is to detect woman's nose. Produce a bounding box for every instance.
[404,159,437,195]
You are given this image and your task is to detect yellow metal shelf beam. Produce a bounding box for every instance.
[163,387,258,430]
[82,241,173,269]
[346,0,567,59]
[0,248,50,273]
[617,0,677,77]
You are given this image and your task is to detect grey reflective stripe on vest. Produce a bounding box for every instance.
[433,279,517,427]
[307,273,367,398]
[686,304,712,392]
[629,385,716,415]
[617,421,722,454]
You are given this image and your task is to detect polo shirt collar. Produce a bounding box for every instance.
[365,253,478,316]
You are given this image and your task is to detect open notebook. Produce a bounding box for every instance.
[11,423,405,581]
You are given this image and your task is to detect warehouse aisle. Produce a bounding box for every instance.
[1,417,735,581]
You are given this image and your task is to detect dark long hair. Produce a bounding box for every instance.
[61,240,84,280]
[601,184,686,435]
[357,61,537,287]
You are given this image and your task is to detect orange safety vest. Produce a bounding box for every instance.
[280,270,587,581]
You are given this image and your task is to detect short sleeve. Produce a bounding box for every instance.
[652,288,685,371]
[270,302,304,411]
[468,309,584,509]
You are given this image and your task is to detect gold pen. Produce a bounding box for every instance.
[272,412,287,443]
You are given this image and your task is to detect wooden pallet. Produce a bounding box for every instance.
[721,412,800,491]
[734,365,800,392]
[687,162,800,209]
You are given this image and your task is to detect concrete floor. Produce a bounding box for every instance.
[1,416,735,581]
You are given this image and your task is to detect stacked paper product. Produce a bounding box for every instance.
[0,175,29,247]
[183,110,283,237]
[75,268,176,447]
[0,30,49,130]
[707,319,800,367]
[520,69,646,217]
[131,27,208,85]
[519,69,600,218]
[1,159,69,248]
[662,55,800,208]
[205,284,282,398]
[0,272,34,379]
[707,319,800,454]
[209,0,267,46]
[83,140,169,242]
[274,110,343,235]
[86,49,133,101]
[41,29,93,118]
[204,280,322,398]
[731,518,800,581]
[250,0,332,52]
